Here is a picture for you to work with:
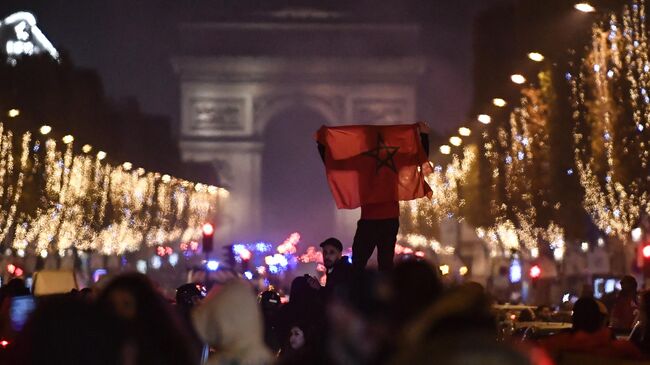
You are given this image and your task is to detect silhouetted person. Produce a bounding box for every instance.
[517,308,535,322]
[389,282,513,365]
[10,294,121,365]
[536,305,553,322]
[610,275,638,333]
[278,276,325,346]
[259,289,282,353]
[98,273,198,365]
[389,259,443,329]
[316,123,430,273]
[630,290,650,354]
[540,297,641,360]
[175,283,206,361]
[0,278,30,344]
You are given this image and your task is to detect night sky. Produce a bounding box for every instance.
[0,0,501,134]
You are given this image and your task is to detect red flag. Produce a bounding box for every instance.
[317,124,432,209]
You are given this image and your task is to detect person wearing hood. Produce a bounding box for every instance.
[192,279,273,365]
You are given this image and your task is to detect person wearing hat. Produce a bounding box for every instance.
[306,238,352,298]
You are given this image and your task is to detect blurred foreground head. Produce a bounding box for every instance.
[389,282,550,365]
[327,270,391,365]
[390,259,443,326]
[97,272,198,365]
[11,294,121,365]
[572,297,603,333]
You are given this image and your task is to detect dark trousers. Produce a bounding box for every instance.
[352,218,399,272]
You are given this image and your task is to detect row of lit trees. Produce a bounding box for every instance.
[401,0,650,260]
[0,122,226,256]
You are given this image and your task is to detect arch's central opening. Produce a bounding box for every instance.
[262,106,335,246]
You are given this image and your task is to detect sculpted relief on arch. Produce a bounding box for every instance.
[253,93,345,133]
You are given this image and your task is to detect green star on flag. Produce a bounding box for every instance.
[362,134,400,173]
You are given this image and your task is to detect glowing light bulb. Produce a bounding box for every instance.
[574,3,596,12]
[478,114,492,124]
[8,109,20,117]
[439,265,450,276]
[492,98,507,107]
[162,174,171,183]
[62,135,74,144]
[459,266,469,276]
[122,162,132,171]
[439,145,451,155]
[458,127,471,136]
[82,144,92,153]
[449,136,462,146]
[97,151,107,160]
[528,52,544,62]
[39,125,51,135]
[511,74,526,84]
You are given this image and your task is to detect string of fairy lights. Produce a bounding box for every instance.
[571,0,650,240]
[0,120,226,256]
[400,1,645,260]
[400,56,556,258]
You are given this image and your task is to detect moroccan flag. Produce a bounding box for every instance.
[316,123,432,209]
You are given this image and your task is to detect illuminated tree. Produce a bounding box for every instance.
[571,0,650,240]
[0,122,225,255]
[399,146,476,252]
[480,75,566,258]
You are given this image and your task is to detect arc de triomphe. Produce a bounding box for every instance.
[173,15,424,244]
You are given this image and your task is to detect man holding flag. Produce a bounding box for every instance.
[316,122,432,272]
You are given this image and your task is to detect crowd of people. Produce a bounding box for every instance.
[1,237,650,364]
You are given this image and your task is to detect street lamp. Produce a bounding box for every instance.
[39,125,51,135]
[493,98,507,107]
[449,136,462,146]
[459,127,471,136]
[528,52,545,62]
[62,135,74,144]
[574,3,596,13]
[122,162,133,171]
[439,145,451,155]
[7,109,20,118]
[97,151,107,160]
[82,144,92,153]
[511,74,526,84]
[478,114,492,124]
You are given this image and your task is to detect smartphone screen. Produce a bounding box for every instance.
[10,295,36,331]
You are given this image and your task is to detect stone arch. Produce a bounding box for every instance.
[254,93,344,135]
[175,55,422,243]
